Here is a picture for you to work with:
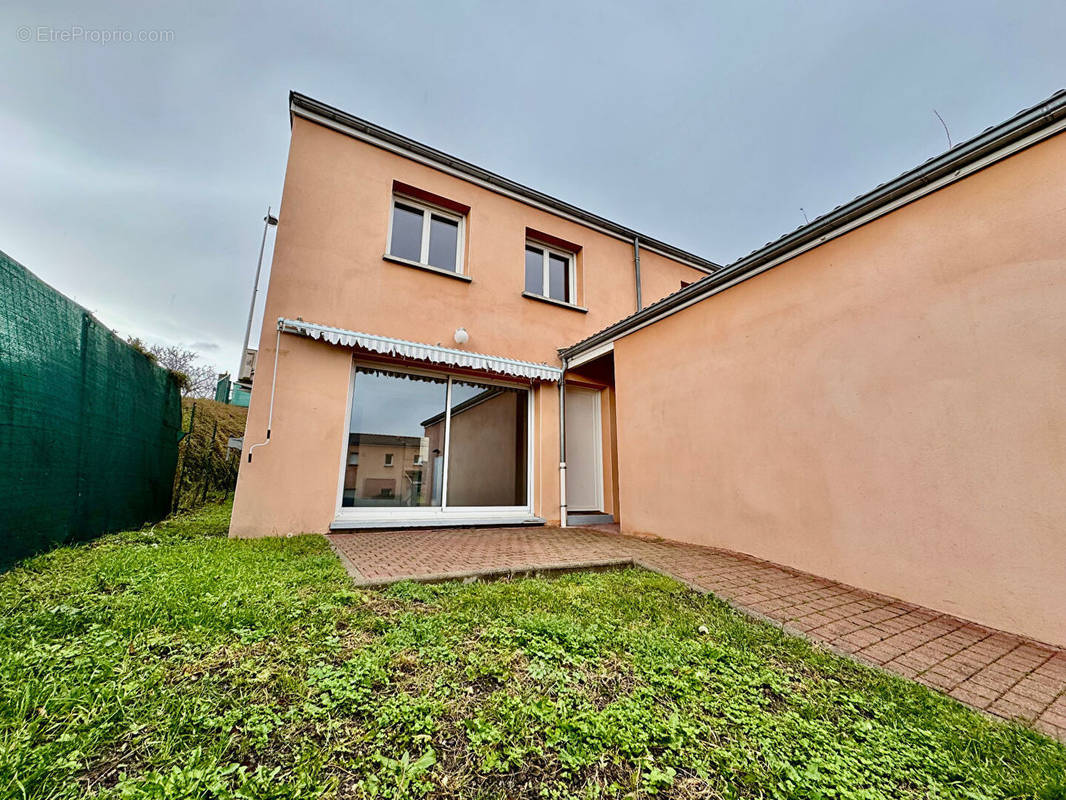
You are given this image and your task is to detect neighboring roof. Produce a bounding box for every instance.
[420,387,502,428]
[289,91,722,275]
[277,318,563,382]
[562,88,1066,359]
[348,433,423,447]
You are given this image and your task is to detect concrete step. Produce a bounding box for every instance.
[568,513,615,525]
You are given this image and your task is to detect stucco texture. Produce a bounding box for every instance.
[230,117,701,537]
[613,131,1066,646]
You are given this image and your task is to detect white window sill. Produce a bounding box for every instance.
[332,510,543,529]
[383,254,472,282]
[521,291,587,313]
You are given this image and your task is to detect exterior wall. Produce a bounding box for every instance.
[639,247,699,305]
[613,131,1066,646]
[261,116,700,364]
[231,116,703,536]
[604,385,619,519]
[232,335,352,537]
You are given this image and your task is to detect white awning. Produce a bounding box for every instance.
[277,318,563,382]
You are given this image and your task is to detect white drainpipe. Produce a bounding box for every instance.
[247,323,282,463]
[558,356,567,527]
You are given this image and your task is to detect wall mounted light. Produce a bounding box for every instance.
[453,327,469,345]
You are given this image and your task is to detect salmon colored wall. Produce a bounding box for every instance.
[259,116,701,363]
[605,386,619,520]
[598,386,618,518]
[231,117,702,536]
[640,247,699,305]
[231,335,351,537]
[613,131,1066,646]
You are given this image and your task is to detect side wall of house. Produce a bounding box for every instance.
[613,131,1066,646]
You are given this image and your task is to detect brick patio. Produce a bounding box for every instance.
[328,525,1066,742]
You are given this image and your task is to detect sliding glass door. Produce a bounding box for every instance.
[338,364,531,520]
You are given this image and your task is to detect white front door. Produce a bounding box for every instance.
[565,387,603,512]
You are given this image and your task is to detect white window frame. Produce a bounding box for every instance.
[333,360,536,526]
[525,240,577,305]
[383,453,394,467]
[386,194,466,274]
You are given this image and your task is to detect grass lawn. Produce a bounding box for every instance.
[1,505,1064,799]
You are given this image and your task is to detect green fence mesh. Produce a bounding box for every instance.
[0,250,182,569]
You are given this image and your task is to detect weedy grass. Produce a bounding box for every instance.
[1,503,1064,799]
[172,398,247,511]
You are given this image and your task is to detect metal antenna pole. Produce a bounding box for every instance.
[240,207,277,376]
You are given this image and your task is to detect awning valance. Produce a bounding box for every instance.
[277,318,563,382]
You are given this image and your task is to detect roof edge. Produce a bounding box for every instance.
[561,88,1066,358]
[288,91,722,274]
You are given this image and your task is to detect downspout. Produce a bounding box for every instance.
[558,356,568,527]
[247,322,282,462]
[633,236,643,311]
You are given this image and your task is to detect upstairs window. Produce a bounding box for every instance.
[525,242,575,304]
[387,195,465,274]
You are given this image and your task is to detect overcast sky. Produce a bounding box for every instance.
[2,1,1063,376]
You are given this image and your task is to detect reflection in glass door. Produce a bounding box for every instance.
[342,368,447,508]
[341,365,531,515]
[444,379,527,507]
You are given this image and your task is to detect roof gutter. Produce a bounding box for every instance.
[561,89,1066,360]
[289,91,722,276]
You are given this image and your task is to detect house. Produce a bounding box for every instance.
[232,90,1066,648]
[214,373,250,407]
[231,90,714,537]
[214,349,258,407]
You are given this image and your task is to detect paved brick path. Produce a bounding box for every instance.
[328,526,1066,741]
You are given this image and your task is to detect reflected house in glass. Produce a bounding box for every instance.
[420,382,527,509]
[342,433,430,507]
[341,367,446,509]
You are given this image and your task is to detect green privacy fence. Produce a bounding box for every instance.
[0,250,182,569]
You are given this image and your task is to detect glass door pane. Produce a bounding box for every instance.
[343,367,447,508]
[445,379,528,507]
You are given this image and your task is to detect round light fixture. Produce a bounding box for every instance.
[453,327,469,345]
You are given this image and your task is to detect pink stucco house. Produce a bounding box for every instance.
[232,90,1066,648]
